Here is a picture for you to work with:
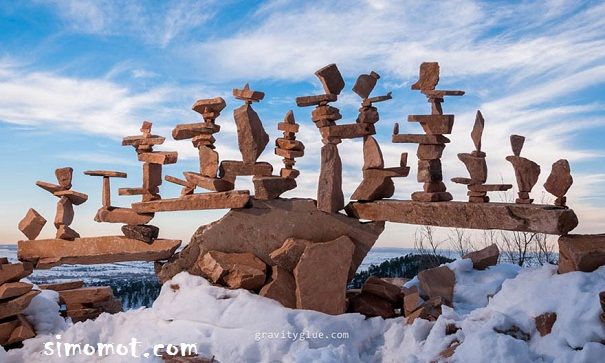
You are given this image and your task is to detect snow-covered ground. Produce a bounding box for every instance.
[2,258,604,362]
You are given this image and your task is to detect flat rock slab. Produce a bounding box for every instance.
[0,263,33,285]
[132,191,250,213]
[18,236,181,268]
[0,282,33,300]
[39,280,84,291]
[0,290,40,320]
[345,200,578,235]
[58,287,113,305]
[157,198,384,282]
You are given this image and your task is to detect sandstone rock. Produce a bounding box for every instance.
[349,291,396,318]
[53,190,88,205]
[191,97,226,116]
[361,276,402,304]
[58,287,113,305]
[54,196,74,228]
[352,71,379,99]
[234,104,269,163]
[55,167,73,189]
[544,159,573,203]
[408,114,454,134]
[197,251,266,290]
[535,312,557,336]
[38,280,84,291]
[411,191,453,202]
[506,155,541,193]
[405,296,446,324]
[218,161,273,183]
[417,144,445,160]
[363,136,384,170]
[411,62,439,90]
[18,237,180,268]
[18,209,46,240]
[315,64,345,95]
[294,236,355,315]
[320,123,375,139]
[0,263,33,285]
[317,144,344,213]
[403,286,423,316]
[131,191,250,213]
[253,176,297,200]
[463,244,499,270]
[458,153,488,184]
[269,238,311,272]
[35,180,63,194]
[56,225,79,240]
[233,83,264,102]
[494,324,530,341]
[296,94,338,108]
[199,146,219,178]
[143,162,162,201]
[510,135,525,156]
[95,207,154,225]
[356,106,379,124]
[121,224,159,243]
[392,134,450,145]
[183,172,234,192]
[439,340,461,360]
[417,159,442,183]
[157,198,384,282]
[138,152,178,165]
[471,110,485,152]
[0,282,33,300]
[259,266,296,308]
[0,315,35,346]
[558,234,605,273]
[345,200,578,235]
[418,266,455,304]
[381,277,408,287]
[0,290,40,320]
[351,175,394,201]
[172,122,220,140]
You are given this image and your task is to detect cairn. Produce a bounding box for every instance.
[452,110,512,202]
[392,62,464,202]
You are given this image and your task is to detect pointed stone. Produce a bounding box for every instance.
[269,238,311,272]
[510,135,525,156]
[259,266,296,308]
[463,244,499,270]
[411,62,439,90]
[294,236,355,314]
[55,167,73,189]
[317,144,344,213]
[352,71,380,99]
[18,209,46,240]
[363,136,384,170]
[544,159,573,200]
[35,181,63,194]
[315,64,345,95]
[233,104,270,163]
[233,83,265,102]
[471,110,485,152]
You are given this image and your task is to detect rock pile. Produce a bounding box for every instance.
[0,259,37,348]
[31,167,88,240]
[39,281,122,323]
[393,62,464,202]
[452,111,512,202]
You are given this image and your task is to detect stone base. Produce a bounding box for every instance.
[345,200,578,235]
[18,236,181,269]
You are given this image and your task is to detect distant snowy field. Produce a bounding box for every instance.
[3,259,604,362]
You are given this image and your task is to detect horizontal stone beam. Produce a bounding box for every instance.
[131,190,250,213]
[18,236,181,269]
[345,200,578,235]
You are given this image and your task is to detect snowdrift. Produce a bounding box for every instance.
[2,260,604,362]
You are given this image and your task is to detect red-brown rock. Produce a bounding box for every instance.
[463,244,499,270]
[269,238,311,272]
[259,266,296,308]
[0,290,40,320]
[0,263,33,285]
[535,312,557,336]
[411,62,439,90]
[418,266,455,305]
[294,236,355,315]
[253,176,297,200]
[55,167,73,189]
[317,144,344,213]
[18,209,46,240]
[315,64,345,95]
[361,276,402,304]
[544,159,573,202]
[349,291,396,318]
[233,104,269,164]
[0,282,33,300]
[558,234,605,273]
[197,251,266,290]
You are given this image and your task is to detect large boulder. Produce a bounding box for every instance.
[156,198,384,282]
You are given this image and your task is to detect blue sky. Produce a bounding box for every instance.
[1,0,604,246]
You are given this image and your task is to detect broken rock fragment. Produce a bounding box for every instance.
[197,251,267,290]
[417,265,455,305]
[18,209,47,240]
[462,244,499,270]
[259,266,296,308]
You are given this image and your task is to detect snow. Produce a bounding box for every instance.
[2,260,605,362]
